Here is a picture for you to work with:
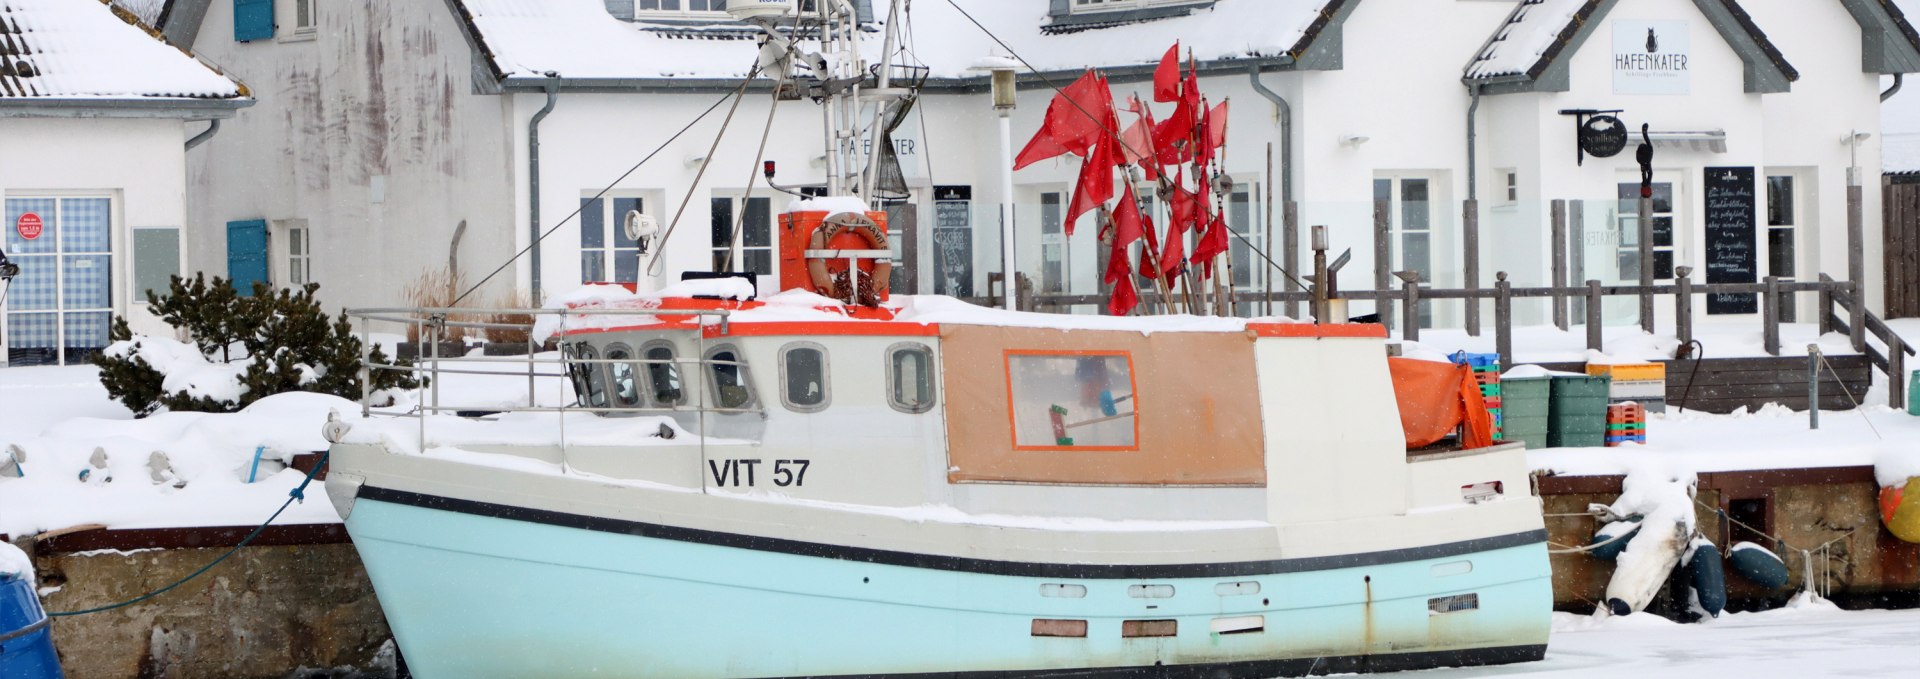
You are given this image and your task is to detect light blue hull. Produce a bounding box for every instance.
[347,492,1551,678]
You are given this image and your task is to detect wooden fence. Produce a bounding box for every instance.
[1886,173,1920,319]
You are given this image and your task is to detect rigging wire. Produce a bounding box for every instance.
[935,0,1309,298]
[452,71,759,307]
[647,64,766,278]
[719,56,797,273]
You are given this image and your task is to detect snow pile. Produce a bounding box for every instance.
[890,295,1286,334]
[656,277,756,300]
[0,541,30,581]
[0,391,353,538]
[103,335,251,403]
[1873,442,1920,487]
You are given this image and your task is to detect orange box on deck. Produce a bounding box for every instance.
[779,209,891,298]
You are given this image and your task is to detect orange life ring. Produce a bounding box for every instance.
[807,212,892,303]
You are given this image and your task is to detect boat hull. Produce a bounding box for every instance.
[346,488,1551,678]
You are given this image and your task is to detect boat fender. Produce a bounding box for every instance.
[1588,518,1642,561]
[1881,478,1920,544]
[1683,537,1726,618]
[806,212,891,300]
[1726,541,1789,590]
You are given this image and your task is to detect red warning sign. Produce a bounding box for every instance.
[16,212,42,240]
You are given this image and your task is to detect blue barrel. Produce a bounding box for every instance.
[1685,541,1727,618]
[1,570,62,679]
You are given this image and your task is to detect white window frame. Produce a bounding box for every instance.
[273,219,311,288]
[582,191,654,285]
[3,193,118,367]
[631,0,732,20]
[709,193,776,286]
[1069,0,1201,14]
[277,0,317,42]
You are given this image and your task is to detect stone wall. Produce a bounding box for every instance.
[27,542,392,679]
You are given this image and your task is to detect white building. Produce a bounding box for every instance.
[0,0,249,367]
[162,0,1918,331]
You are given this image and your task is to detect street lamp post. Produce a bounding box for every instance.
[988,62,1018,310]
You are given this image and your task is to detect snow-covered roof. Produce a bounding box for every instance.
[1463,0,1796,88]
[1882,1,1920,173]
[0,0,245,100]
[451,0,1340,83]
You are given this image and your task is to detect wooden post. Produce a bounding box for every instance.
[1891,333,1908,411]
[1818,273,1836,336]
[1284,201,1300,319]
[1675,266,1694,355]
[1849,183,1866,352]
[1397,271,1421,342]
[1763,276,1782,357]
[1495,272,1513,368]
[1551,199,1568,331]
[1639,195,1655,334]
[1587,279,1604,352]
[1464,199,1481,337]
[1374,198,1393,330]
[1809,344,1822,430]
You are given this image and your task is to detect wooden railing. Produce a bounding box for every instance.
[963,269,1912,409]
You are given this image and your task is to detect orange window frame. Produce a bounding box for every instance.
[1002,349,1142,452]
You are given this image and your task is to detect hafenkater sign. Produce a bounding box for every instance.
[1613,20,1690,95]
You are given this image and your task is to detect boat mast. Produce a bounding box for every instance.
[860,0,907,201]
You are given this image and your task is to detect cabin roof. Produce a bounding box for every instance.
[0,0,245,101]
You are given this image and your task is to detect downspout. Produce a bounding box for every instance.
[1883,73,1905,102]
[1466,84,1481,201]
[528,73,560,305]
[184,119,220,150]
[1247,66,1293,210]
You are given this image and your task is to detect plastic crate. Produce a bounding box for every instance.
[1480,384,1502,398]
[1610,396,1667,413]
[1611,378,1666,399]
[1910,371,1919,416]
[1474,371,1501,387]
[1451,352,1501,369]
[1607,422,1648,432]
[1587,362,1666,382]
[1550,375,1612,400]
[1503,413,1548,433]
[1548,375,1611,447]
[1509,431,1550,450]
[1502,377,1551,418]
[1605,433,1648,447]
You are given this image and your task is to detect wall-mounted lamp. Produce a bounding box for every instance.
[1340,135,1371,147]
[685,154,709,168]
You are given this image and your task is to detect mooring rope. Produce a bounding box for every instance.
[44,451,330,617]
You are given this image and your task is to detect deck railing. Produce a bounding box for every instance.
[346,306,743,453]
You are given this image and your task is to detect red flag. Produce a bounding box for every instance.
[1112,184,1145,248]
[1013,70,1110,170]
[1207,100,1230,149]
[1064,82,1123,234]
[1152,98,1193,163]
[1159,180,1196,276]
[1153,43,1181,103]
[1193,211,1231,279]
[1107,269,1139,316]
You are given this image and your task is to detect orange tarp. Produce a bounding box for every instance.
[1388,358,1496,450]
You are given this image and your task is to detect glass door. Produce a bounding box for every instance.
[1374,176,1435,329]
[5,196,114,366]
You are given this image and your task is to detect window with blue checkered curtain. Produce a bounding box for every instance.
[5,197,114,366]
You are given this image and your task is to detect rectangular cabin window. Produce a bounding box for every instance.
[887,343,936,413]
[1005,352,1138,450]
[780,342,830,412]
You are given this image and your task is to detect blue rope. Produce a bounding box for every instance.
[46,450,330,617]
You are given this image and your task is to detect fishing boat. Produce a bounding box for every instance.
[322,2,1551,676]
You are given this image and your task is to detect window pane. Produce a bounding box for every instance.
[1372,178,1391,203]
[1617,251,1641,281]
[1041,193,1063,236]
[1767,176,1794,226]
[710,349,753,409]
[710,197,733,249]
[744,197,772,248]
[646,346,683,404]
[1007,353,1136,449]
[581,251,605,283]
[745,249,773,276]
[1653,250,1673,281]
[1651,216,1673,248]
[1400,179,1429,233]
[289,228,305,256]
[5,198,57,255]
[1402,232,1431,281]
[581,197,605,249]
[133,228,181,301]
[63,311,111,364]
[1768,228,1796,278]
[891,347,934,411]
[607,346,640,408]
[62,255,112,309]
[613,249,640,283]
[61,198,110,253]
[613,198,643,248]
[6,313,56,366]
[7,255,55,311]
[783,346,826,409]
[580,345,609,408]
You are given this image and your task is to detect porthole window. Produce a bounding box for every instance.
[885,343,936,414]
[606,343,641,409]
[564,343,594,407]
[779,342,830,412]
[579,344,609,410]
[704,345,756,410]
[642,341,684,406]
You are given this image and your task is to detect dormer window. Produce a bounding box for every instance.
[611,0,730,20]
[1068,0,1203,14]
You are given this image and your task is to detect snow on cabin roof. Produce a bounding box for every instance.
[450,0,1339,83]
[0,0,244,100]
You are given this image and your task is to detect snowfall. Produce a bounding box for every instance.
[3,299,1919,674]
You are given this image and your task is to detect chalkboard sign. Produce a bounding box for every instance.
[932,185,974,296]
[1703,166,1757,314]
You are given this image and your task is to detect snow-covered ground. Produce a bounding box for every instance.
[1418,600,1920,677]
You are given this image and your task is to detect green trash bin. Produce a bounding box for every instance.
[1548,375,1612,448]
[1910,370,1919,416]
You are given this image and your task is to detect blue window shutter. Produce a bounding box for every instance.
[227,219,270,296]
[234,0,275,42]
